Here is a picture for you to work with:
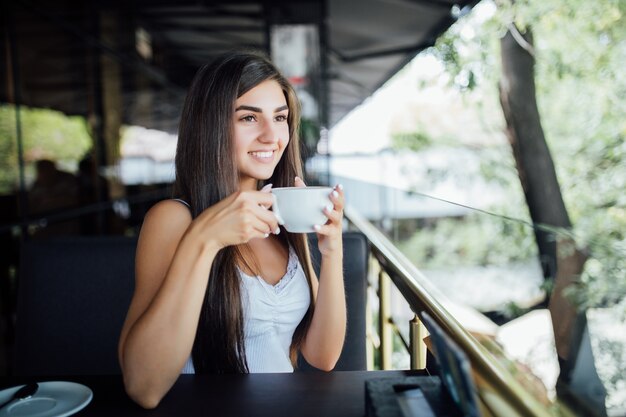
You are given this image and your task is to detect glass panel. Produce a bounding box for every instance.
[0,2,184,374]
[318,2,625,415]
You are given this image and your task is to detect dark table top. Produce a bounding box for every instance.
[1,370,427,416]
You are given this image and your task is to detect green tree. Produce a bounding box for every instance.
[411,0,625,314]
[0,105,92,193]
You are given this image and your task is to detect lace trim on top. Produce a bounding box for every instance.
[239,245,299,293]
[273,245,299,292]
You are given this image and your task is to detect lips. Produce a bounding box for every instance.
[249,150,274,158]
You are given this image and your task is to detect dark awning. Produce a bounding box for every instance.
[2,0,479,131]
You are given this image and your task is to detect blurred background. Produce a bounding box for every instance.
[1,0,624,415]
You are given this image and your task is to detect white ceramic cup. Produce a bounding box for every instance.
[271,186,334,233]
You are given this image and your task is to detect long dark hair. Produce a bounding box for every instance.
[173,50,315,373]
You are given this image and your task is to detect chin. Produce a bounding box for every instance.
[248,169,275,182]
[255,174,273,182]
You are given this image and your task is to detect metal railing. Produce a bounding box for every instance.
[345,206,561,417]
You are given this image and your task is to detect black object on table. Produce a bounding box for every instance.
[365,376,463,417]
[1,370,430,417]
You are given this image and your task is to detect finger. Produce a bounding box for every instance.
[294,176,307,187]
[238,190,275,209]
[329,186,345,212]
[259,184,273,209]
[323,205,343,224]
[227,214,272,243]
[252,204,280,234]
[249,210,280,238]
[234,192,279,233]
[248,216,276,239]
[242,195,279,232]
[312,223,334,235]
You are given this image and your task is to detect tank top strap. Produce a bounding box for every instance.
[172,198,191,209]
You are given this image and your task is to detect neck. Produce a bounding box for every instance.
[239,177,258,191]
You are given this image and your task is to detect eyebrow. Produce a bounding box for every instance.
[235,104,288,113]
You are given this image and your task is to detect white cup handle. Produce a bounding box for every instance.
[271,194,285,225]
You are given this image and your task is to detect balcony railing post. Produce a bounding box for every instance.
[378,269,392,369]
[366,256,376,370]
[409,314,427,370]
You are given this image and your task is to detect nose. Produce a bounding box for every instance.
[258,119,281,144]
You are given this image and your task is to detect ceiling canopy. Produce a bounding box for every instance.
[3,0,479,132]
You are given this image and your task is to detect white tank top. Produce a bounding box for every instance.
[181,245,311,373]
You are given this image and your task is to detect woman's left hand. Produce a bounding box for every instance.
[294,176,344,257]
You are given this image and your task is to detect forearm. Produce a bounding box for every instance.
[121,237,218,408]
[303,251,346,370]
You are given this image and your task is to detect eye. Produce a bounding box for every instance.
[275,114,288,122]
[240,114,256,122]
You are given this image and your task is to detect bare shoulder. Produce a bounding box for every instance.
[143,199,192,229]
[136,200,193,275]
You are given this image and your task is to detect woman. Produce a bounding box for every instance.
[118,51,346,409]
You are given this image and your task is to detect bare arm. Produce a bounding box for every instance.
[299,181,347,370]
[118,200,218,408]
[118,191,279,409]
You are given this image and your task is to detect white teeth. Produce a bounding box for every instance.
[250,151,273,158]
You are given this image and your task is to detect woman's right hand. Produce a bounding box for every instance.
[189,188,280,250]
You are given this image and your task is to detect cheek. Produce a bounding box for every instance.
[234,127,252,151]
[279,125,290,147]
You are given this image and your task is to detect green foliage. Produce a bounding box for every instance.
[501,301,532,320]
[299,117,320,150]
[566,238,626,317]
[391,130,432,152]
[0,104,92,194]
[431,4,503,92]
[0,108,17,194]
[395,0,626,313]
[397,210,537,269]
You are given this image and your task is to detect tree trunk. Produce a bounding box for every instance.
[499,23,592,374]
[498,27,571,280]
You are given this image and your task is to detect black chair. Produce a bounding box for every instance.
[299,231,369,371]
[14,232,369,375]
[14,237,137,376]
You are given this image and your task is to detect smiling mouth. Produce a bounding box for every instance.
[249,150,274,159]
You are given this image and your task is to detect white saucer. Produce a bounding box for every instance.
[0,381,93,417]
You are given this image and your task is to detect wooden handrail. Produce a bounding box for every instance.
[344,206,554,417]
